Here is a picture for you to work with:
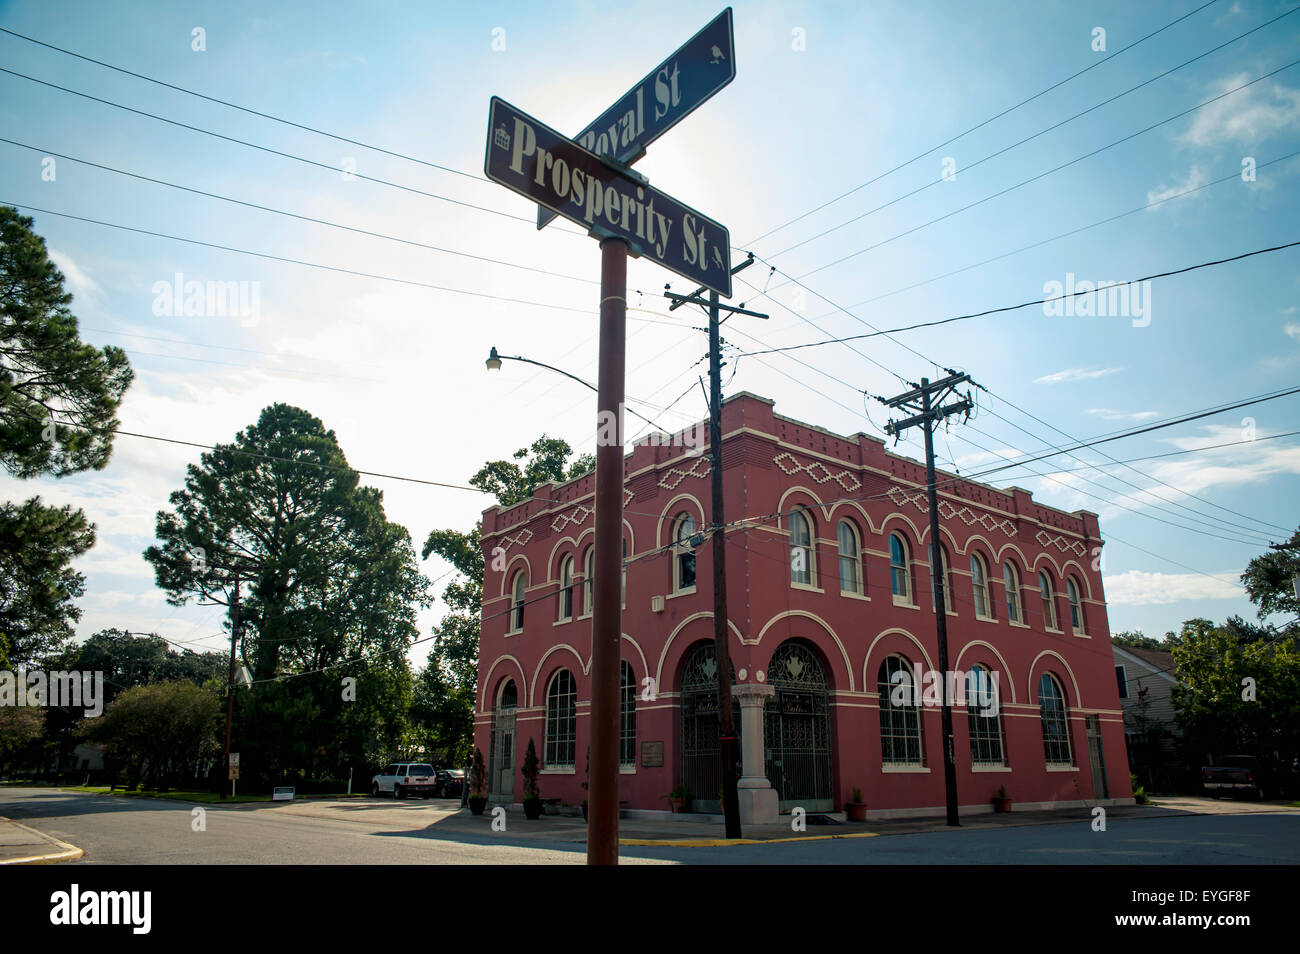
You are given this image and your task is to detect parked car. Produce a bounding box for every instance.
[1201,756,1273,800]
[371,762,438,799]
[434,768,465,798]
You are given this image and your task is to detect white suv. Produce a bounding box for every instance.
[371,762,437,799]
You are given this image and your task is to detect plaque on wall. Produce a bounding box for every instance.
[641,741,664,767]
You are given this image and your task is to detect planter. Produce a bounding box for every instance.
[581,801,588,821]
[846,802,868,822]
[468,795,487,816]
[994,796,1012,813]
[668,796,691,813]
[523,797,543,820]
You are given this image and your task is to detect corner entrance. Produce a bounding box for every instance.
[764,640,833,812]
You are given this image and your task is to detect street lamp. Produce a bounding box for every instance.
[484,347,663,430]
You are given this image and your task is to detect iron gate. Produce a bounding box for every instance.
[764,641,833,811]
[679,642,738,814]
[489,681,517,803]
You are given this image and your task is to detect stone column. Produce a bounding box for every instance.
[731,682,778,825]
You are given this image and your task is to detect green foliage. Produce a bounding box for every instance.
[0,704,45,769]
[143,403,429,783]
[522,737,540,800]
[468,435,594,508]
[0,497,95,667]
[1131,775,1149,805]
[80,680,220,789]
[1170,617,1300,779]
[470,747,487,796]
[1110,630,1165,651]
[0,206,133,478]
[1241,528,1300,620]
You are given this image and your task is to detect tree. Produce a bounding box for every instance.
[1110,630,1165,651]
[143,403,429,783]
[0,207,133,667]
[415,436,591,765]
[80,680,220,790]
[1241,527,1300,621]
[0,498,94,667]
[0,705,44,777]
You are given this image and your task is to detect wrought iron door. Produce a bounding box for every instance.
[489,681,517,803]
[679,642,738,814]
[764,641,833,811]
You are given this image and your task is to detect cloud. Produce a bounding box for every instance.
[1034,367,1123,384]
[1285,322,1300,341]
[47,248,101,300]
[1146,166,1209,206]
[1104,570,1241,605]
[1180,75,1300,148]
[1086,408,1161,422]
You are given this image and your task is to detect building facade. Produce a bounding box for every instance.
[1113,644,1188,792]
[476,393,1133,818]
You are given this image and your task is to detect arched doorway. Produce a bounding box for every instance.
[489,680,517,802]
[764,640,833,811]
[678,641,739,814]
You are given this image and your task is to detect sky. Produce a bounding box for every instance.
[0,0,1297,666]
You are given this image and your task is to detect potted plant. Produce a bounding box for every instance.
[664,785,693,813]
[522,738,543,819]
[468,748,488,816]
[994,784,1012,813]
[846,786,868,822]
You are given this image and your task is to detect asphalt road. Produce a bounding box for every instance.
[2,787,1297,864]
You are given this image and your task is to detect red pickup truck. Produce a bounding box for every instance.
[1201,756,1270,800]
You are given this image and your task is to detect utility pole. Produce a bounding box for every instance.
[880,370,976,828]
[666,253,766,839]
[222,570,240,800]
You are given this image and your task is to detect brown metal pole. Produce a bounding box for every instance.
[710,290,741,838]
[587,236,627,865]
[222,574,238,800]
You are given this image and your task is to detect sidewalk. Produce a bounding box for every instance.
[0,815,82,865]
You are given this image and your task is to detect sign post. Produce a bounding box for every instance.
[483,7,736,865]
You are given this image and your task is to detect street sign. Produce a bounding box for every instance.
[229,752,240,767]
[228,765,240,781]
[486,97,731,296]
[537,7,735,229]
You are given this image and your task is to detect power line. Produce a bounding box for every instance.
[740,0,1222,247]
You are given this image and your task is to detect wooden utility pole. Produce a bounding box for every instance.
[880,371,976,827]
[222,570,240,800]
[666,253,766,839]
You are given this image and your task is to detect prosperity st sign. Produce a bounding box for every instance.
[485,96,731,296]
[536,7,735,229]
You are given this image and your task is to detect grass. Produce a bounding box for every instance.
[60,785,369,804]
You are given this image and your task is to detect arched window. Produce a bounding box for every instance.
[558,555,575,621]
[789,509,813,586]
[971,553,992,619]
[838,520,863,595]
[1038,673,1071,765]
[1039,570,1058,630]
[966,665,1004,765]
[582,547,594,616]
[1067,577,1086,634]
[1004,562,1022,623]
[878,656,923,765]
[545,669,577,768]
[929,543,952,613]
[509,570,526,633]
[620,661,636,767]
[890,534,911,602]
[673,514,697,593]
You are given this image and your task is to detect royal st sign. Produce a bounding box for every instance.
[486,96,732,296]
[537,7,735,230]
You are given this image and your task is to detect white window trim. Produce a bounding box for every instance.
[970,764,1011,773]
[881,764,930,773]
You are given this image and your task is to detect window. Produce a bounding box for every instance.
[1067,578,1086,634]
[966,665,1004,765]
[971,553,991,619]
[509,570,526,632]
[890,534,911,602]
[1038,673,1072,765]
[1004,562,1022,623]
[582,548,594,616]
[878,656,923,765]
[928,544,952,613]
[674,514,697,592]
[620,661,636,767]
[1115,665,1129,699]
[1039,570,1058,630]
[558,555,575,621]
[789,509,813,586]
[544,669,577,768]
[837,520,863,595]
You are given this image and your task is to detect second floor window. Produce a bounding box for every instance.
[559,555,575,621]
[838,520,863,595]
[971,553,991,619]
[1039,571,1058,630]
[789,510,813,586]
[1004,562,1022,623]
[1067,578,1086,634]
[674,514,697,592]
[890,534,911,602]
[510,570,526,632]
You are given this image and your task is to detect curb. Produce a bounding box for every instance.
[620,831,879,848]
[0,816,83,865]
